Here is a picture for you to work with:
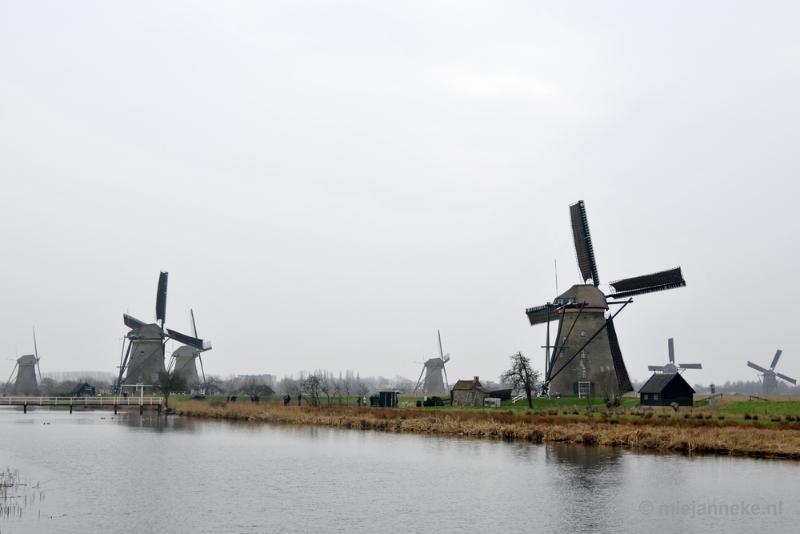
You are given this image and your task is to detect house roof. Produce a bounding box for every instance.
[453,378,484,391]
[639,372,695,394]
[71,382,92,393]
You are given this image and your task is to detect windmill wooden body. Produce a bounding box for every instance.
[3,329,43,396]
[413,331,451,394]
[526,201,687,397]
[116,272,210,392]
[169,310,212,393]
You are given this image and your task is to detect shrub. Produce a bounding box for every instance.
[643,411,653,419]
[422,396,444,407]
[744,413,752,420]
[718,415,725,420]
[415,400,422,407]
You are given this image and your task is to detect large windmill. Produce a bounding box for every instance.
[115,272,209,392]
[413,331,451,394]
[748,351,796,395]
[648,338,701,374]
[526,200,687,397]
[169,309,212,394]
[3,329,43,396]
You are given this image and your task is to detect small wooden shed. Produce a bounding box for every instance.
[639,373,695,407]
[451,376,490,407]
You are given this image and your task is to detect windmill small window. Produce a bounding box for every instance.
[581,349,587,359]
[580,330,586,337]
[580,369,587,379]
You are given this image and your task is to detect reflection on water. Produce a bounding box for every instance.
[0,407,798,534]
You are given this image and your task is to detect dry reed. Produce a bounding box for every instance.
[173,401,800,460]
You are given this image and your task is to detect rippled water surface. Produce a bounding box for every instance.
[0,407,798,533]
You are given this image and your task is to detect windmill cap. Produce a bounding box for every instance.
[557,285,608,309]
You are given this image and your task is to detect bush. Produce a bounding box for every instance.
[415,400,422,407]
[422,396,444,407]
[643,411,653,419]
[718,415,725,420]
[744,413,752,420]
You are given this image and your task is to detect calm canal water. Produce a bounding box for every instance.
[0,407,798,533]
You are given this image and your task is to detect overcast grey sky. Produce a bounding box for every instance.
[1,1,799,386]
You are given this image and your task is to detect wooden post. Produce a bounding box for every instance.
[114,403,118,414]
[24,402,27,414]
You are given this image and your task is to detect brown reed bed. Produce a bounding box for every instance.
[173,401,800,460]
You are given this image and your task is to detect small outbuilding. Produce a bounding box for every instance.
[451,376,490,407]
[71,382,96,398]
[377,390,400,408]
[639,373,695,407]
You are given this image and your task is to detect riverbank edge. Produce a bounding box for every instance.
[173,401,800,460]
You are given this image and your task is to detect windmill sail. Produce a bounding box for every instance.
[156,271,168,325]
[525,304,558,326]
[608,267,686,298]
[770,350,783,370]
[166,329,209,351]
[569,200,599,286]
[606,318,633,393]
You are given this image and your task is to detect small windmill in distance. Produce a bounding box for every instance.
[413,331,451,394]
[3,328,43,396]
[748,350,796,395]
[648,338,702,374]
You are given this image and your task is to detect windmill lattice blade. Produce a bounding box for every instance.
[608,267,686,298]
[166,329,205,350]
[678,363,702,369]
[191,309,198,338]
[668,338,674,363]
[156,271,168,325]
[569,200,600,286]
[525,304,559,326]
[747,361,768,373]
[648,366,665,372]
[776,373,797,385]
[770,350,783,370]
[123,314,147,330]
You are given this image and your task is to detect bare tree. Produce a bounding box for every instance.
[154,369,188,410]
[499,352,540,409]
[343,370,353,405]
[334,371,343,405]
[595,369,622,407]
[240,377,274,401]
[204,375,223,395]
[301,373,322,407]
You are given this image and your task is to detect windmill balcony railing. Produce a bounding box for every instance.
[0,396,164,406]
